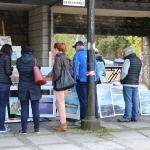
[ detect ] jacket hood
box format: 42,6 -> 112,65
20,54 -> 34,63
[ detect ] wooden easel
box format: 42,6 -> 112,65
1,20 -> 5,36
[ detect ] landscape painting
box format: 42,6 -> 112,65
97,84 -> 114,118
9,97 -> 21,115
97,62 -> 108,82
29,95 -> 56,118
139,90 -> 150,115
112,95 -> 125,115
111,85 -> 123,94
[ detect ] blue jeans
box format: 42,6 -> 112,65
20,91 -> 39,131
76,82 -> 98,120
0,83 -> 10,130
123,86 -> 138,120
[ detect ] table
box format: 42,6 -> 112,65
105,66 -> 122,82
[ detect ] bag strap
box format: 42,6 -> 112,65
59,56 -> 66,69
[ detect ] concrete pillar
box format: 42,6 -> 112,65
28,6 -> 49,66
142,36 -> 150,89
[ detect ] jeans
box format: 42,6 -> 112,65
76,82 -> 98,120
123,86 -> 139,120
0,83 -> 10,130
20,91 -> 39,131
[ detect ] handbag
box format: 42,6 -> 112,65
55,57 -> 75,91
33,58 -> 47,85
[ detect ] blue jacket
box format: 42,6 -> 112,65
73,48 -> 99,83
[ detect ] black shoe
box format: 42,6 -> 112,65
117,118 -> 130,122
131,118 -> 137,122
34,129 -> 40,134
19,130 -> 27,135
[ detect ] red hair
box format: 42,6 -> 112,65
54,43 -> 67,53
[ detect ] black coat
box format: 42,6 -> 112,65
0,52 -> 12,84
16,54 -> 42,100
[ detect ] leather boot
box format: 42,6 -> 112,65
55,123 -> 67,132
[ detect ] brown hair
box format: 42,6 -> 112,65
1,44 -> 12,56
54,43 -> 67,53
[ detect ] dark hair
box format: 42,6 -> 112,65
1,44 -> 12,56
21,44 -> 34,55
54,43 -> 67,52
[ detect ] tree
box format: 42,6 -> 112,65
126,36 -> 141,58
54,34 -> 76,59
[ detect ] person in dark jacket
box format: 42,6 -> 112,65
16,44 -> 41,134
118,46 -> 142,122
95,48 -> 105,65
51,42 -> 72,132
0,44 -> 12,132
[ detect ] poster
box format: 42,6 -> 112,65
0,36 -> 12,45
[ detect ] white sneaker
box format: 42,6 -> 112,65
0,127 -> 10,132
74,120 -> 81,126
4,124 -> 8,128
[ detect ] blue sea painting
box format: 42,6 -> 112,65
65,104 -> 78,114
97,62 -> 108,82
112,95 -> 125,115
139,91 -> 150,115
12,51 -> 17,60
65,95 -> 79,106
97,84 -> 114,118
39,97 -> 53,114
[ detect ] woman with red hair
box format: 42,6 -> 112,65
51,42 -> 72,131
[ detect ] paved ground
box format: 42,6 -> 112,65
1,115 -> 150,150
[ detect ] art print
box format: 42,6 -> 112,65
97,84 -> 114,118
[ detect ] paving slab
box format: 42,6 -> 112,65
3,147 -> 32,150
139,130 -> 150,137
66,134 -> 105,143
0,138 -> 24,147
27,135 -> 67,145
101,122 -> 124,129
40,144 -> 81,150
118,122 -> 150,128
110,131 -> 146,139
82,141 -> 126,150
0,132 -> 13,136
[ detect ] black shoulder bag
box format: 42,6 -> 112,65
55,57 -> 75,91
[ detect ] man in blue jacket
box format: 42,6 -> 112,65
72,41 -> 99,126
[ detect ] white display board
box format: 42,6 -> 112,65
0,36 -> 12,45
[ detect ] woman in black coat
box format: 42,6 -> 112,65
0,44 -> 12,132
16,44 -> 41,134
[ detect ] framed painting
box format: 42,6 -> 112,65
97,84 -> 115,118
112,94 -> 125,115
111,85 -> 123,94
139,90 -> 150,115
97,62 -> 108,82
9,97 -> 21,115
29,95 -> 56,118
57,92 -> 80,120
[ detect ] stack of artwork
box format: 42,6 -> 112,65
97,84 -> 148,118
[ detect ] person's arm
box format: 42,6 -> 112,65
73,54 -> 79,82
120,59 -> 130,80
139,67 -> 142,82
